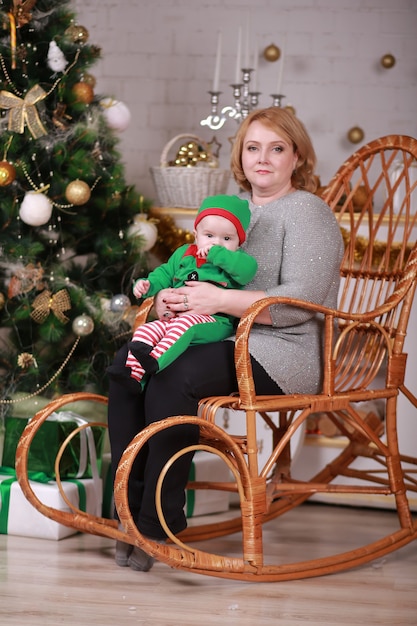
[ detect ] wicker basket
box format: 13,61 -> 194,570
150,134 -> 231,209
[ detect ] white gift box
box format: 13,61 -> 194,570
185,451 -> 230,518
0,474 -> 102,540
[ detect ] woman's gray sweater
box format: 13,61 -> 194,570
234,190 -> 345,394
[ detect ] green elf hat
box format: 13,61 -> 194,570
194,194 -> 251,244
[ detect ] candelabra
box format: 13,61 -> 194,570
200,68 -> 285,131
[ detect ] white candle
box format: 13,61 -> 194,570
276,35 -> 286,94
244,13 -> 250,68
234,26 -> 242,84
252,39 -> 258,91
212,31 -> 222,92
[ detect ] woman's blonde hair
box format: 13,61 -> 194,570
230,107 -> 318,193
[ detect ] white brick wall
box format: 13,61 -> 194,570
73,0 -> 417,202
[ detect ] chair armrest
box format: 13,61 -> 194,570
132,297 -> 155,331
234,296 -> 338,404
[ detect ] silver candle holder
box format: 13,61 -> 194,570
200,68 -> 285,131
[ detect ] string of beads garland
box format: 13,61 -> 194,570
0,338 -> 80,405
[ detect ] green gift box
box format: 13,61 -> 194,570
2,411 -> 106,479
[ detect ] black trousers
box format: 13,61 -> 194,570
107,340 -> 283,539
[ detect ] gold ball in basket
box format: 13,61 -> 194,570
171,141 -> 209,167
0,160 -> 16,186
263,44 -> 281,62
65,180 -> 91,205
72,82 -> 94,104
347,126 -> 365,144
381,53 -> 396,69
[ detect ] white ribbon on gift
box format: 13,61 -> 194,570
35,411 -> 103,517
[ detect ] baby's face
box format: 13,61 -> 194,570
194,214 -> 240,251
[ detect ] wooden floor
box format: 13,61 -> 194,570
1,503 -> 416,626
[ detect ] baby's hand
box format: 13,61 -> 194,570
196,244 -> 213,258
133,279 -> 150,298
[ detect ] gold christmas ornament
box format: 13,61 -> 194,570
169,141 -> 210,167
30,288 -> 71,324
64,24 -> 90,44
65,179 -> 91,205
347,126 -> 365,144
83,73 -> 97,88
263,44 -> 281,62
0,291 -> 5,310
0,160 -> 16,186
285,104 -> 296,115
72,314 -> 94,336
381,53 -> 396,69
72,81 -> 94,104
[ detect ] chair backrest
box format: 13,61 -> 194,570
320,135 -> 417,392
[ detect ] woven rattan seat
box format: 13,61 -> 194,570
16,135 -> 417,581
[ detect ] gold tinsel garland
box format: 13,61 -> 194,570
152,214 -> 194,261
339,227 -> 413,269
152,217 -> 413,268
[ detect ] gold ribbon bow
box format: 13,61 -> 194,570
0,84 -> 47,139
31,289 -> 71,324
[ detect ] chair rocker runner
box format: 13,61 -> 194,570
15,135 -> 417,582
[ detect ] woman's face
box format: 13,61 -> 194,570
241,120 -> 299,199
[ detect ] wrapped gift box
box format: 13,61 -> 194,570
2,412 -> 106,479
0,471 -> 102,540
185,451 -> 230,518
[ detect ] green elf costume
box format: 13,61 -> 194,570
124,194 -> 257,388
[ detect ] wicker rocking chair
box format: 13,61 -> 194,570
15,134 -> 417,582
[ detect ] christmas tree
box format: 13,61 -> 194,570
0,0 -> 155,411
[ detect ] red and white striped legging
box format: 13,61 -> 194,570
125,313 -> 217,382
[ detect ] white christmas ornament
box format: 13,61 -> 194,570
72,314 -> 94,336
19,192 -> 53,226
127,215 -> 158,251
100,98 -> 131,132
110,294 -> 131,312
47,41 -> 68,72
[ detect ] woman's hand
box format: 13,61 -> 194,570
156,282 -> 224,317
155,283 -> 269,322
154,288 -> 177,320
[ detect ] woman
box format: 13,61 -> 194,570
107,107 -> 345,571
